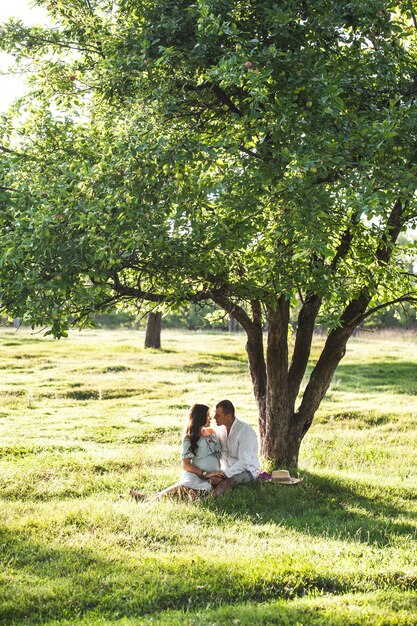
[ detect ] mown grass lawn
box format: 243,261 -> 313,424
0,328 -> 416,625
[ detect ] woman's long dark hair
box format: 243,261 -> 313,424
184,404 -> 209,456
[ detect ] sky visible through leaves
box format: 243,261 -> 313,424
0,0 -> 48,110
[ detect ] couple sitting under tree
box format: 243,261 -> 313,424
130,399 -> 260,501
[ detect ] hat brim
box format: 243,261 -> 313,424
272,477 -> 303,484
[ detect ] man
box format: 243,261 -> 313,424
211,399 -> 260,497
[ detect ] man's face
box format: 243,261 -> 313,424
214,406 -> 229,427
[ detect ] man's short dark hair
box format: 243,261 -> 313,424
216,399 -> 235,416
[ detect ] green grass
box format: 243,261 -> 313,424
0,328 -> 416,625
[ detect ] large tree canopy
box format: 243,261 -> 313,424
1,0 -> 417,466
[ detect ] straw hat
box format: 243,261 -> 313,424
271,469 -> 302,484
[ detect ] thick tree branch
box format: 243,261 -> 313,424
339,198 -> 407,329
287,294 -> 321,410
210,294 -> 253,334
239,145 -> 264,160
112,271 -> 257,318
111,273 -> 162,302
209,84 -> 244,117
213,293 -> 267,435
330,213 -> 360,270
251,300 -> 263,326
287,213 -> 360,410
182,81 -> 245,117
360,294 -> 417,321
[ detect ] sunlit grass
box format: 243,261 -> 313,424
0,327 -> 416,625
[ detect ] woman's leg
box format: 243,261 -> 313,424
130,484 -> 203,502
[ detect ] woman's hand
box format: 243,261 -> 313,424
205,470 -> 225,479
182,459 -> 225,481
205,471 -> 226,486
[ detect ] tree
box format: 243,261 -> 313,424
145,312 -> 162,349
1,0 -> 417,467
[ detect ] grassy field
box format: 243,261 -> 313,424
0,328 -> 416,625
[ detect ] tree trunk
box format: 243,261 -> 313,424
246,323 -> 350,468
261,300 -> 291,461
145,312 -> 162,349
246,294 -> 374,467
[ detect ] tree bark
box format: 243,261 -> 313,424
145,312 -> 162,349
288,294 -> 321,409
261,299 -> 291,461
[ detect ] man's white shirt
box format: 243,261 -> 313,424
215,417 -> 260,478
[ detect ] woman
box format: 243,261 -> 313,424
130,403 -> 224,501
179,403 -> 223,492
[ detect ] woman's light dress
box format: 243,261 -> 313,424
179,433 -> 222,491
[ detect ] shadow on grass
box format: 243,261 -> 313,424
206,473 -> 417,548
151,591 -> 417,626
1,509 -> 415,626
0,525 -> 347,625
330,361 -> 417,395
1,471 -> 416,624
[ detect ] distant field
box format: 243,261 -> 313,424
0,328 -> 416,625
